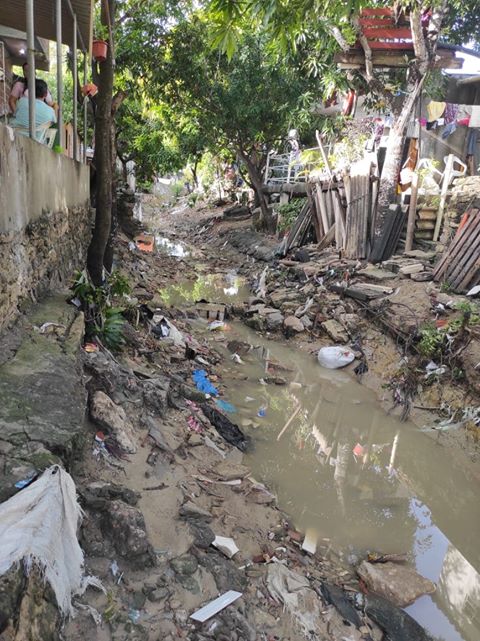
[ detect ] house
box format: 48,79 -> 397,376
0,1 -> 93,331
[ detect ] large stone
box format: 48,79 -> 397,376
170,553 -> 198,576
321,319 -> 349,343
357,561 -> 436,607
284,315 -> 304,334
103,500 -> 155,567
213,460 -> 250,481
90,391 -> 137,453
179,500 -> 213,522
265,311 -> 284,331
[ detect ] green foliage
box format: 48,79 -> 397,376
71,270 -> 131,351
277,197 -> 306,233
417,323 -> 445,359
96,307 -> 126,350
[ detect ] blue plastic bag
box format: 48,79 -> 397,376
192,369 -> 219,396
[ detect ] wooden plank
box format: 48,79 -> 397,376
364,27 -> 412,39
315,187 -> 330,237
317,224 -> 336,251
447,218 -> 480,288
285,201 -> 310,252
307,184 -> 322,241
368,41 -> 413,50
360,18 -> 396,27
433,211 -> 478,279
361,7 -> 394,16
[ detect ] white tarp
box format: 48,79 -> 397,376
0,465 -> 102,617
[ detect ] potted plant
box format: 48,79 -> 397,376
92,39 -> 108,62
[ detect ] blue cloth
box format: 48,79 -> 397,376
11,96 -> 56,141
192,370 -> 218,396
215,399 -> 236,414
441,121 -> 457,139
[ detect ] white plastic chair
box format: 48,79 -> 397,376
11,121 -> 52,144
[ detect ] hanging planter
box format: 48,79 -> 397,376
81,83 -> 98,98
92,39 -> 108,62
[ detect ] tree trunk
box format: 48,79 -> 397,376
369,77 -> 424,262
87,3 -> 115,285
237,147 -> 274,232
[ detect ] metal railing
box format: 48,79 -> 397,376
264,145 -> 332,185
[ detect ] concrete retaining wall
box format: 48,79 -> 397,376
0,124 -> 91,330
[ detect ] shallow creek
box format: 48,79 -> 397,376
156,238 -> 480,641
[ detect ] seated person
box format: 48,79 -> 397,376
10,79 -> 57,141
9,62 -> 54,114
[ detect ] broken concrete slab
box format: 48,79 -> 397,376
284,316 -> 304,334
399,263 -> 425,275
321,319 -> 349,343
357,560 -> 436,607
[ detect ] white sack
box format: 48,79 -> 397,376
317,346 -> 355,369
0,465 -> 101,617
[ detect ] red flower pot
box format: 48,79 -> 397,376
92,40 -> 108,62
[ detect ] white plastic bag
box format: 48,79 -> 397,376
317,346 -> 355,369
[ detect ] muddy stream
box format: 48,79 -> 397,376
155,237 -> 480,641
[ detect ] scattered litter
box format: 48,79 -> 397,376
353,443 -> 366,458
317,346 -> 355,369
190,590 -> 242,622
14,473 -> 37,490
245,396 -> 255,403
231,353 -> 243,364
187,415 -> 203,433
152,315 -> 185,347
208,320 -> 226,331
466,285 -> 480,297
36,322 -> 66,335
185,399 -> 201,412
257,406 -> 267,418
134,233 -> 155,252
110,560 -> 119,577
277,404 -> 302,441
193,370 -> 219,396
74,602 -> 102,625
84,342 -> 99,353
215,399 -> 236,414
301,528 -> 318,555
202,405 -> 252,452
0,465 -> 103,617
212,535 -> 239,559
128,608 -> 141,624
256,266 -> 268,298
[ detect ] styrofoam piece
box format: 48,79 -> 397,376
212,535 -> 239,559
190,590 -> 242,622
301,528 -> 318,555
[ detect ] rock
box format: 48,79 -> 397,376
410,271 -> 433,282
265,311 -> 284,331
179,500 -> 213,522
148,588 -> 169,602
399,263 -> 424,275
283,316 -> 304,335
103,500 -> 155,566
190,522 -> 216,549
293,248 -> 310,263
131,591 -> 147,609
357,561 -> 436,607
170,553 -> 198,576
245,314 -> 265,332
194,548 -> 247,593
227,340 -> 251,355
90,391 -> 137,453
213,460 -> 250,480
142,378 -> 170,417
357,267 -> 394,281
0,566 -> 24,632
321,319 -> 349,343
82,481 -> 139,508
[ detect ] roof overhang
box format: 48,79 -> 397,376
0,0 -> 93,53
0,26 -> 49,70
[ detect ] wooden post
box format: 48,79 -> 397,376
433,154 -> 454,242
405,171 -> 419,251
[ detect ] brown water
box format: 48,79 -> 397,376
158,248 -> 480,641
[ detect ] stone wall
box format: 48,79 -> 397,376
0,124 -> 91,331
446,175 -> 480,227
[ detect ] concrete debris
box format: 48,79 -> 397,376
90,391 -> 137,454
357,560 -> 436,607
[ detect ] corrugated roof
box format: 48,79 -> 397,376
0,0 -> 93,52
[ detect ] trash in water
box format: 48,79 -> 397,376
317,346 -> 355,369
190,590 -> 243,622
208,320 -> 226,331
152,315 -> 185,347
215,399 -> 236,414
193,370 -> 219,396
212,535 -> 239,559
231,353 -> 243,364
14,473 -> 37,489
202,405 -> 252,452
257,406 -> 267,418
353,443 -> 366,458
